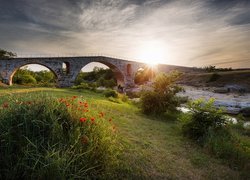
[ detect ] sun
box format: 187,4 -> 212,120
136,41 -> 166,65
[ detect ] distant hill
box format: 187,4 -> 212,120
179,70 -> 250,91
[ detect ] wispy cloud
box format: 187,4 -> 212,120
0,0 -> 249,68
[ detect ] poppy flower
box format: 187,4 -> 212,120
80,117 -> 87,122
90,117 -> 95,122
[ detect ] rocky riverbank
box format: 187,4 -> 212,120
177,86 -> 250,115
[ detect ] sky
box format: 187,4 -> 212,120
0,0 -> 249,70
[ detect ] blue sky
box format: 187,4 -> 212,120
0,0 -> 249,70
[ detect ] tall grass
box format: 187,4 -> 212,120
0,94 -> 119,179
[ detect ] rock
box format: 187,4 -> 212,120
213,88 -> 229,93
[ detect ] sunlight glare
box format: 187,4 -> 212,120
137,41 -> 166,65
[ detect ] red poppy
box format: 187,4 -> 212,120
80,117 -> 87,122
90,117 -> 95,122
84,103 -> 88,108
72,96 -> 77,99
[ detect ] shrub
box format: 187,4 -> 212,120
104,89 -> 118,98
0,94 -> 119,179
207,73 -> 221,82
140,72 -> 182,115
182,99 -> 227,144
181,99 -> 250,170
14,74 -> 37,85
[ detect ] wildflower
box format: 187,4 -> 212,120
112,125 -> 116,132
99,112 -> 104,118
66,103 -> 70,107
84,103 -> 88,108
27,101 -> 32,105
80,117 -> 87,122
90,117 -> 95,122
72,96 -> 77,99
58,98 -> 65,102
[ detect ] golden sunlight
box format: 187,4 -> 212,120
136,41 -> 167,65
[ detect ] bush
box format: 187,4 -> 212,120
0,94 -> 119,179
104,89 -> 118,98
140,72 -> 182,115
181,99 -> 250,170
141,91 -> 166,114
182,99 -> 227,144
14,74 -> 37,85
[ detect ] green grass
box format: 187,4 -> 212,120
0,87 -> 248,179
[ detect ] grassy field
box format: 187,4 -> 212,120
0,87 -> 248,179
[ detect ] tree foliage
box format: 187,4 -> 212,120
141,71 -> 182,115
0,49 -> 16,59
75,67 -> 117,88
13,66 -> 56,86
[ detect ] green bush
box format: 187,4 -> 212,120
181,99 -> 250,170
140,72 -> 182,115
0,94 -> 119,179
104,89 -> 118,98
14,74 -> 37,85
141,91 -> 166,114
182,99 -> 227,144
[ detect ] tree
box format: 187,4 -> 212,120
0,49 -> 16,59
141,71 -> 183,115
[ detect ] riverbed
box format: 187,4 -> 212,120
177,86 -> 250,114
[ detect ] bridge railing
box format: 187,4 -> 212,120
14,53 -> 143,63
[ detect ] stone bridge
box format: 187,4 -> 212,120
0,56 -> 148,88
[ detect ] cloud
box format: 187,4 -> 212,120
0,0 -> 249,68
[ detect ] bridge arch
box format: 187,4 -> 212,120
9,62 -> 59,86
75,61 -> 126,86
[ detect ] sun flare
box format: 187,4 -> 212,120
137,41 -> 166,65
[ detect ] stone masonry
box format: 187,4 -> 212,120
0,56 -> 146,88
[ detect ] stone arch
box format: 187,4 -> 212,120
9,62 -> 59,85
75,61 -> 126,86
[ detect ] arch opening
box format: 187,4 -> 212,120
11,64 -> 57,87
75,62 -> 125,90
134,65 -> 156,85
62,62 -> 70,75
